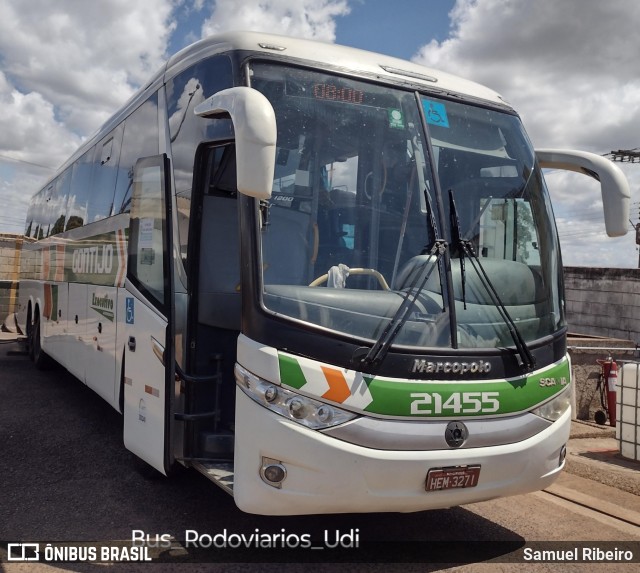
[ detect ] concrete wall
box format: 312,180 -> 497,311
564,266 -> 640,422
564,266 -> 640,343
0,233 -> 23,319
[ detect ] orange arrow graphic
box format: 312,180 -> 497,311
320,366 -> 351,403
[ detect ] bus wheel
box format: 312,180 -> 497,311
31,313 -> 53,370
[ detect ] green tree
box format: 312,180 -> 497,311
51,215 -> 66,236
65,215 -> 84,231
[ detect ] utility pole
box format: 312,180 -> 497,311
606,149 -> 640,266
607,149 -> 640,163
637,206 -> 640,269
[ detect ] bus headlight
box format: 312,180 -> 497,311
235,364 -> 358,430
531,387 -> 571,422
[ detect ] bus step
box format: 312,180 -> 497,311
200,431 -> 234,456
193,461 -> 234,495
175,411 -> 218,421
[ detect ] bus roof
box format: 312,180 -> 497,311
166,31 -> 508,107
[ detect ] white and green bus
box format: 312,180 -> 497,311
18,31 -> 629,515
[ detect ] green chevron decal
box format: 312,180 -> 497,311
279,354 -> 307,390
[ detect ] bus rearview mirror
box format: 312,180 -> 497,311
195,87 -> 276,200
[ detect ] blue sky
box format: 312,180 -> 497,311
166,0 -> 456,61
0,0 -> 639,267
335,0 -> 455,57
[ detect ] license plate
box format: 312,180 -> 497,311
425,465 -> 481,491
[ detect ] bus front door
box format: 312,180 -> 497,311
122,154 -> 176,476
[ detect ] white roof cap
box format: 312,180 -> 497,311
167,31 -> 510,108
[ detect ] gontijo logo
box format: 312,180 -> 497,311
72,244 -> 113,275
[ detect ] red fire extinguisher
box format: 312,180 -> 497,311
607,359 -> 617,427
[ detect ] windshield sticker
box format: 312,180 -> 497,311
139,218 -> 155,248
422,100 -> 449,128
387,108 -> 405,129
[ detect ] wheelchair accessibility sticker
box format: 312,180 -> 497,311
422,99 -> 449,128
126,297 -> 135,324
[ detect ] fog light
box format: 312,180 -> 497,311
260,457 -> 287,488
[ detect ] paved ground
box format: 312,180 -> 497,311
567,419 -> 640,497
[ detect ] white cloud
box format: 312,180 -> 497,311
0,72 -> 81,168
413,0 -> 640,267
200,0 -> 350,42
0,0 -> 176,233
0,0 -> 175,135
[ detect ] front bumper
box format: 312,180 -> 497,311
233,388 -> 570,515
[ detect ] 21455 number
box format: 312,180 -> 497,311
410,391 -> 500,415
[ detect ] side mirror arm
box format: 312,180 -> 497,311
536,149 -> 630,237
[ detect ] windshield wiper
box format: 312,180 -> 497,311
359,187 -> 447,370
359,240 -> 446,370
449,190 -> 468,310
449,190 -> 536,372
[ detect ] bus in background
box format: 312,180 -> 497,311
17,32 -> 630,515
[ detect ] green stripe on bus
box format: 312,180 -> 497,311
277,353 -> 570,418
363,360 -> 570,417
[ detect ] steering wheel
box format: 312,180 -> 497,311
309,267 -> 390,290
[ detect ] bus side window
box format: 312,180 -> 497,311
29,185 -> 52,240
112,93 -> 160,216
128,155 -> 170,310
51,170 -> 72,235
166,55 -> 234,268
87,126 -> 124,223
67,147 -> 94,231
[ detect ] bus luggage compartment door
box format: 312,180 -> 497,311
123,298 -> 170,473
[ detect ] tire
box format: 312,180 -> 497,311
31,312 -> 53,370
594,410 -> 607,426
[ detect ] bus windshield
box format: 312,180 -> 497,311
252,62 -> 564,351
